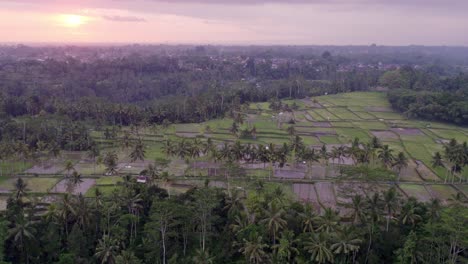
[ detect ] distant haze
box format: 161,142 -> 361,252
1,0 -> 468,46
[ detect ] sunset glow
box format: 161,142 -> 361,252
60,14 -> 87,27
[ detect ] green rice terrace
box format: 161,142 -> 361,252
1,92 -> 467,213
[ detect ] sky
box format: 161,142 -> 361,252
1,0 -> 468,46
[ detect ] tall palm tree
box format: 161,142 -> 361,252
304,232 -> 333,264
286,125 -> 296,138
239,235 -> 270,264
95,235 -> 120,264
116,250 -> 141,264
68,171 -> 83,193
64,160 -> 75,177
331,226 -> 362,263
272,230 -> 300,263
259,202 -> 287,244
162,140 -> 176,157
315,208 -> 340,233
393,152 -> 408,182
130,139 -> 146,162
14,178 -> 28,201
432,152 -> 447,182
192,249 -> 215,264
382,187 -> 399,232
87,143 -> 100,174
399,199 -> 422,227
300,148 -> 320,179
8,216 -> 36,264
104,151 -> 119,176
377,145 -> 394,168
230,122 -> 239,137
299,203 -> 317,233
348,194 -> 367,225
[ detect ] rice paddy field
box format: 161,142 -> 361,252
3,92 -> 467,211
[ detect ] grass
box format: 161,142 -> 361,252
96,176 -> 123,185
351,121 -> 388,130
26,178 -> 60,193
0,161 -> 33,175
329,107 -> 361,120
86,185 -> 122,197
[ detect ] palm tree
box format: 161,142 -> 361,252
130,139 -> 145,162
399,198 -> 422,227
230,122 -> 239,137
8,216 -> 36,264
315,208 -> 340,233
116,250 -> 141,264
120,131 -> 133,155
432,152 -> 446,182
331,226 -> 362,263
68,171 -> 83,193
300,148 -> 320,179
95,235 -> 120,264
14,178 -> 28,201
393,152 -> 408,182
192,249 -> 215,264
286,125 -> 296,138
382,187 -> 399,232
348,194 -> 367,225
377,145 -> 394,168
259,202 -> 287,244
272,230 -> 300,263
299,203 -> 316,233
64,160 -> 75,177
239,235 -> 270,264
104,151 -> 119,175
304,232 -> 333,264
162,140 -> 176,157
87,143 -> 100,174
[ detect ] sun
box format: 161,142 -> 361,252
60,14 -> 87,27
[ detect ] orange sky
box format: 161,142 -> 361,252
1,0 -> 468,45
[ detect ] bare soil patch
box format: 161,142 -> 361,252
274,169 -> 305,179
415,161 -> 440,182
315,182 -> 337,209
313,122 -> 332,128
293,184 -> 320,210
371,130 -> 399,139
390,128 -> 423,136
192,161 -> 221,169
398,160 -> 423,182
51,178 -> 96,195
329,157 -> 355,165
176,132 -> 201,138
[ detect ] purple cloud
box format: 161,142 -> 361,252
102,15 -> 146,22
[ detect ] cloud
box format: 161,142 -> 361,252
102,15 -> 146,22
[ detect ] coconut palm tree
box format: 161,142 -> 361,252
230,122 -> 239,137
64,160 -> 75,177
300,148 -> 320,179
399,198 -> 422,227
348,194 -> 367,225
382,187 -> 399,232
104,151 -> 119,176
315,208 -> 340,233
192,249 -> 215,264
377,145 -> 394,168
14,178 -> 28,201
8,216 -> 36,264
304,232 -> 333,264
393,152 -> 408,182
272,230 -> 300,263
259,202 -> 287,244
116,250 -> 141,264
68,171 -> 83,193
87,143 -> 100,174
162,140 -> 176,157
95,235 -> 120,264
331,226 -> 362,263
130,139 -> 146,162
239,235 -> 270,264
286,125 -> 296,138
299,203 -> 317,233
